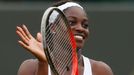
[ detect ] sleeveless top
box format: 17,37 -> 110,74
48,56 -> 92,75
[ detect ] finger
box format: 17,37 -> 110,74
36,32 -> 42,43
18,40 -> 29,49
18,40 -> 32,52
16,26 -> 29,41
22,24 -> 33,39
16,30 -> 29,45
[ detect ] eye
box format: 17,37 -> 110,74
68,20 -> 76,26
82,23 -> 89,29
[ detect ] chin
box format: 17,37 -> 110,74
75,40 -> 85,48
76,43 -> 84,49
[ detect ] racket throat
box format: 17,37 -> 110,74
71,54 -> 79,75
71,48 -> 79,75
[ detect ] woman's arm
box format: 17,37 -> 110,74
16,24 -> 48,75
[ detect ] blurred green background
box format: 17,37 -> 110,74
0,0 -> 134,75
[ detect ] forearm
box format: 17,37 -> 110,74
36,61 -> 48,75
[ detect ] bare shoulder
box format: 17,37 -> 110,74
90,59 -> 114,75
17,59 -> 38,75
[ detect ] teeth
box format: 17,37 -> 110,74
74,35 -> 83,39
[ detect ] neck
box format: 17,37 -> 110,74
77,48 -> 82,63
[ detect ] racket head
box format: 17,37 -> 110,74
41,7 -> 78,75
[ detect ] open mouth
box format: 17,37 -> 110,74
74,34 -> 85,41
74,35 -> 83,40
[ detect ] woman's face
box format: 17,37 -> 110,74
64,6 -> 90,49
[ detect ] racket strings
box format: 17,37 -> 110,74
46,17 -> 71,65
46,14 -> 74,74
51,17 -> 73,62
47,15 -> 71,55
48,29 -> 72,74
46,15 -> 72,58
48,16 -> 69,51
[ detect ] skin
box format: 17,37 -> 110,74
16,6 -> 113,75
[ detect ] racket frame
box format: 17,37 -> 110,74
41,7 -> 71,75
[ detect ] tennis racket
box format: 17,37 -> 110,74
41,7 -> 79,75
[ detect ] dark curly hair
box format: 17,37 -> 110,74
52,0 -> 73,7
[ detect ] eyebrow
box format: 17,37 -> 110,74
66,16 -> 88,21
66,16 -> 76,19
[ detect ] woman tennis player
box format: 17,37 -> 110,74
16,0 -> 114,75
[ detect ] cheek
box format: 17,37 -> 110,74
70,27 -> 76,34
85,30 -> 90,39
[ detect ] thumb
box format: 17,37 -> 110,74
36,32 -> 43,43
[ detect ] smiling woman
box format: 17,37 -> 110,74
64,6 -> 89,49
16,0 -> 114,75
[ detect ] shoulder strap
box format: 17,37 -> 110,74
83,56 -> 92,75
48,65 -> 51,75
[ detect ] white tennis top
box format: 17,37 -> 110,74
48,56 -> 92,75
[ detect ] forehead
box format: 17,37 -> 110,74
63,6 -> 88,19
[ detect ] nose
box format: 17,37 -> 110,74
71,22 -> 89,40
72,23 -> 85,33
